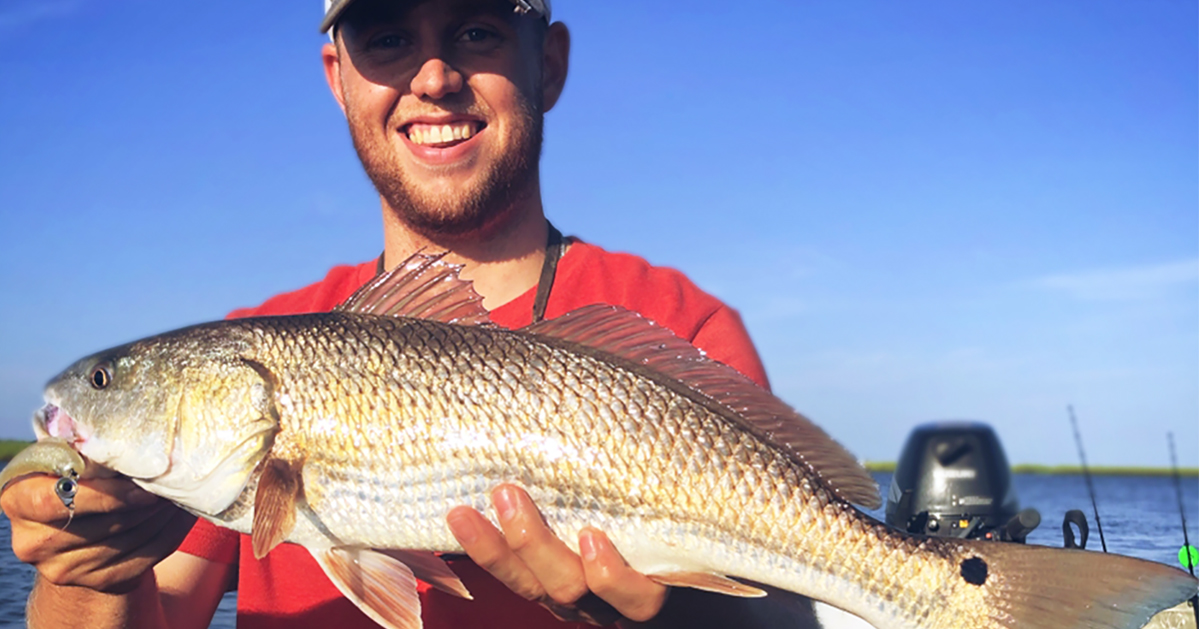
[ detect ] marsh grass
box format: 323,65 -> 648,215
0,440 -> 34,462
1009,463 -> 1199,477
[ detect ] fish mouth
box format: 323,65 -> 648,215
35,403 -> 83,445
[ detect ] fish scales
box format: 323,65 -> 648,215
218,313 -> 993,628
17,253 -> 1197,629
246,313 -> 797,537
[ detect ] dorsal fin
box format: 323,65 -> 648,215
523,305 -> 880,509
336,251 -> 492,326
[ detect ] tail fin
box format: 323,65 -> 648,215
966,540 -> 1197,629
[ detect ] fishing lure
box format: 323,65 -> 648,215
0,438 -> 85,515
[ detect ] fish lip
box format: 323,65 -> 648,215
32,403 -> 54,440
35,401 -> 82,445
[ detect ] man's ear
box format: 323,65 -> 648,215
322,41 -> 348,115
541,22 -> 570,112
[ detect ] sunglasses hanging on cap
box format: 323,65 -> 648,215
320,0 -> 550,35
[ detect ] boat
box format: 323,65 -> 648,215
812,421 -> 1198,629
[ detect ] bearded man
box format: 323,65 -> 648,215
4,1 -> 816,627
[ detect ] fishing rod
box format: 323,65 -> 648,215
1067,405 -> 1107,552
1166,432 -> 1198,627
1168,432 -> 1195,576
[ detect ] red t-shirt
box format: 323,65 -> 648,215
178,240 -> 768,628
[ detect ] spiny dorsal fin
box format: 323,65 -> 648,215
314,547 -> 423,629
336,251 -> 492,326
523,304 -> 881,509
251,457 -> 304,559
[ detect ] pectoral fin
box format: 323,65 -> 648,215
251,457 -> 303,559
314,547 -> 425,629
647,571 -> 767,597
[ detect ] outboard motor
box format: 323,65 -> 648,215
886,421 -> 1040,542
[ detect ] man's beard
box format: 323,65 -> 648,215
348,97 -> 543,239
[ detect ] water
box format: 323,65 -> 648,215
865,472 -> 1200,568
1,473 -> 1196,627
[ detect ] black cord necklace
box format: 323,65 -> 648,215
531,222 -> 565,323
374,221 -> 566,323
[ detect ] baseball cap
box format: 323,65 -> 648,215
321,0 -> 551,35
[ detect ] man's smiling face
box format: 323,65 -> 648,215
325,0 -> 565,238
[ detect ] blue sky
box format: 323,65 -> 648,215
0,0 -> 1195,467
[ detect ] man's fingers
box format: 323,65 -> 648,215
447,488 -> 670,624
2,475 -> 157,523
447,504 -> 545,601
6,475 -> 172,575
11,498 -> 169,563
2,476 -> 70,522
34,500 -> 194,591
87,503 -> 197,592
579,528 -> 668,622
34,500 -> 173,586
491,484 -> 589,605
3,470 -> 191,593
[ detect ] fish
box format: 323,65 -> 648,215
14,252 -> 1198,629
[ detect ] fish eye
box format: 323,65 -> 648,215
90,362 -> 113,390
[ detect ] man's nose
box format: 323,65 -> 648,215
410,58 -> 464,100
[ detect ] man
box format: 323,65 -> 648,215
3,1 -> 805,627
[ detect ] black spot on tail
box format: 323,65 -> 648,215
960,557 -> 988,586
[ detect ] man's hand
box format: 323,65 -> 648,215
447,484 -> 669,625
1,474 -> 196,592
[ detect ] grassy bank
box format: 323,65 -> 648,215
1009,463 -> 1200,477
0,439 -> 34,462
864,460 -> 1198,477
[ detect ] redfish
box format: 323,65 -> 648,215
17,253 -> 1197,629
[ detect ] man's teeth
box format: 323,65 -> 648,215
407,122 -> 478,145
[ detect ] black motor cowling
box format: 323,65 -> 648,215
885,421 -> 1039,541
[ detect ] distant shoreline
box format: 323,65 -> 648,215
1,440 -> 33,462
864,460 -> 1199,477
2,441 -> 1197,476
